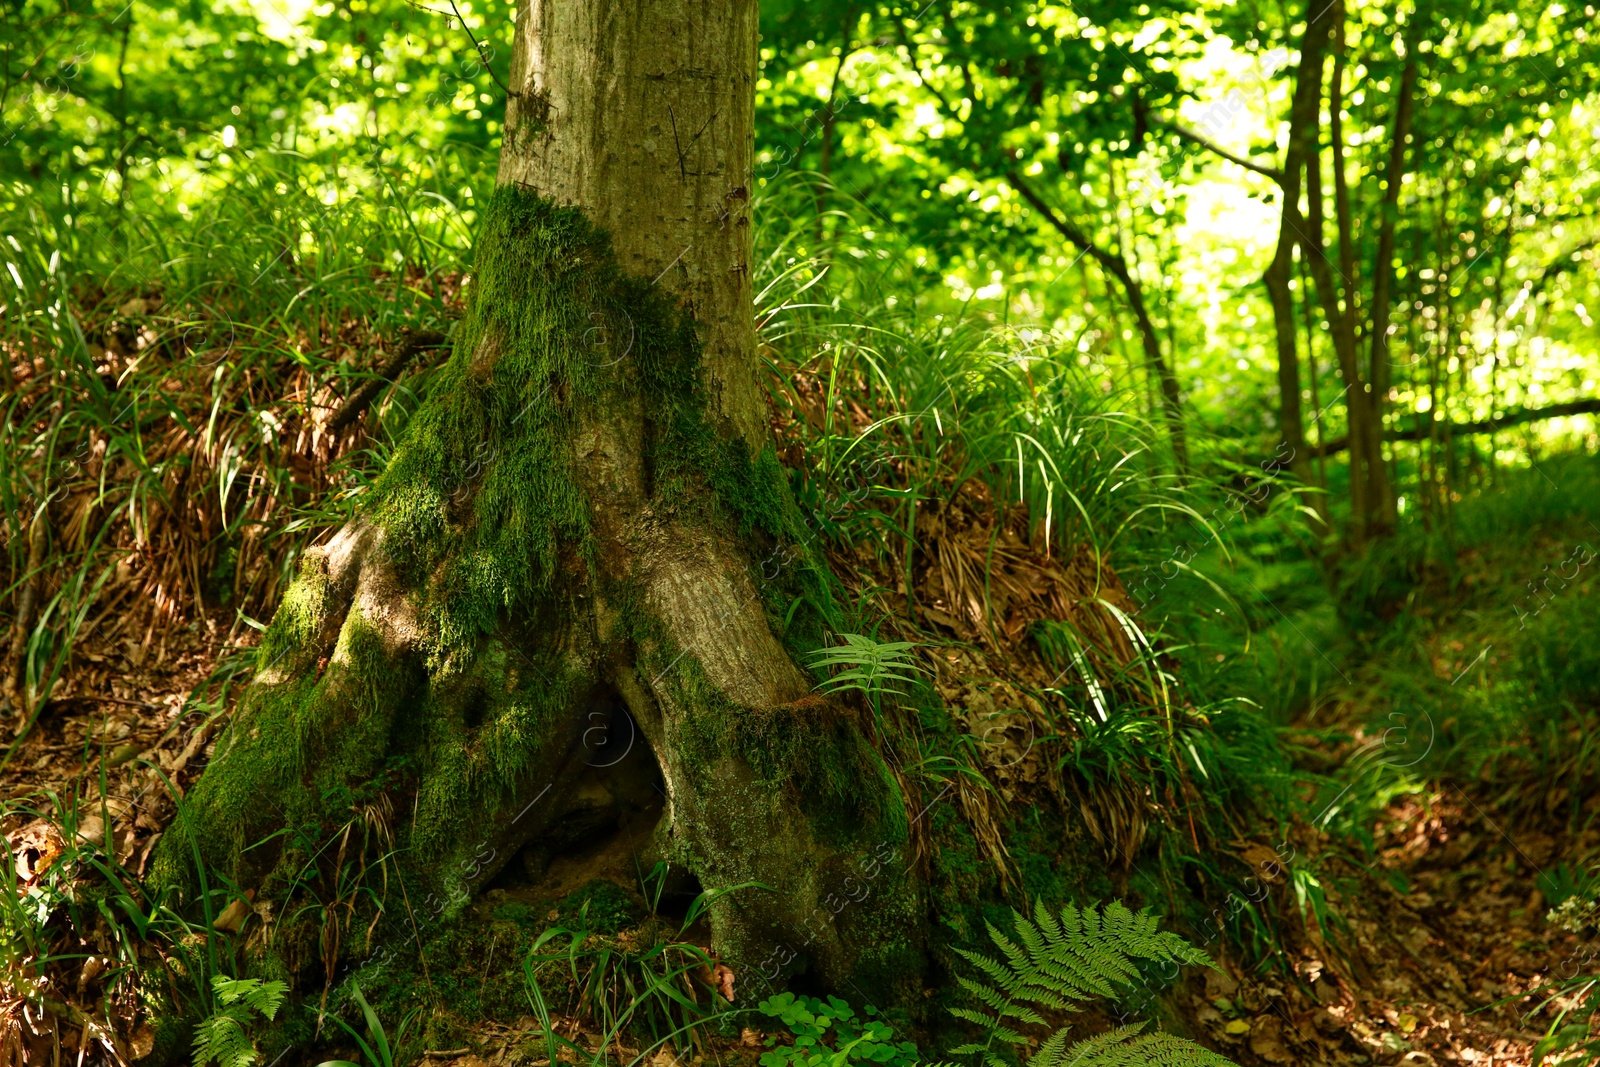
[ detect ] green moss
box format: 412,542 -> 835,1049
259,559 -> 336,668
368,186 -> 815,675
557,878 -> 644,933
155,608 -> 419,888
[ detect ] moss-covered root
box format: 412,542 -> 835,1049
150,523 -> 598,910
607,522 -> 925,1002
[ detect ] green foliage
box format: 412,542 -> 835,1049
192,977 -> 288,1067
755,993 -> 921,1067
556,879 -> 644,936
316,983 -> 420,1067
949,900 -> 1230,1067
519,880 -> 766,1060
809,634 -> 926,706
1022,1024 -> 1237,1067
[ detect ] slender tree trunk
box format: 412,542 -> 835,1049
1487,220 -> 1510,485
159,0 -> 925,1004
1261,0 -> 1340,530
1299,252 -> 1330,499
1301,99 -> 1372,536
1329,6 -> 1358,335
1363,49 -> 1419,533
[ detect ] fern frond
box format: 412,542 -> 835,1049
1031,952 -> 1112,1001
1032,901 -> 1064,946
192,1007 -> 258,1067
1025,1028 -> 1071,1067
953,975 -> 1014,1016
1048,1026 -> 1237,1066
987,925 -> 1032,976
948,1006 -> 999,1030
1012,912 -> 1049,961
245,981 -> 288,1021
954,946 -> 1026,991
1037,1023 -> 1147,1066
948,899 -> 1230,1063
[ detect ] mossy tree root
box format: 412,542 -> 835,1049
154,187 -> 925,1004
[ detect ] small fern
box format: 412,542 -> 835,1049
951,900 -> 1235,1067
1027,1024 -> 1236,1067
193,977 -> 289,1067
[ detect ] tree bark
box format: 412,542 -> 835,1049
1261,0 -> 1339,529
499,0 -> 765,446
1362,49 -> 1420,532
158,0 -> 924,1005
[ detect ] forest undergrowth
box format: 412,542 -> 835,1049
5,160 -> 1600,1067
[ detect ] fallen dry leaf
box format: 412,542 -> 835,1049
1232,840 -> 1287,882
8,820 -> 66,885
128,1023 -> 156,1059
212,889 -> 256,934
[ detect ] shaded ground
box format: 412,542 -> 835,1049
4,610 -> 240,877
1175,786 -> 1596,1066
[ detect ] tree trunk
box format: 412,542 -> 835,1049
1261,0 -> 1338,529
156,0 -> 924,1004
1362,49 -> 1419,534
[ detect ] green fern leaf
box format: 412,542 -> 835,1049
245,981 -> 288,1021
948,899 -> 1235,1066
193,1006 -> 258,1067
948,1003 -> 999,1029
1032,901 -> 1065,946
1052,1027 -> 1237,1066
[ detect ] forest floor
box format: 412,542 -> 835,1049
1178,777 -> 1594,1066
3,606 -> 1594,1067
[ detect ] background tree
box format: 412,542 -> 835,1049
754,0 -> 1600,546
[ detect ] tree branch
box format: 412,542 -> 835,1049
1155,118 -> 1285,185
1004,169 -> 1189,471
1305,399 -> 1600,457
327,328 -> 449,433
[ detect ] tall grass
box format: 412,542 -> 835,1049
0,150 -> 483,741
750,180 -> 1293,885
